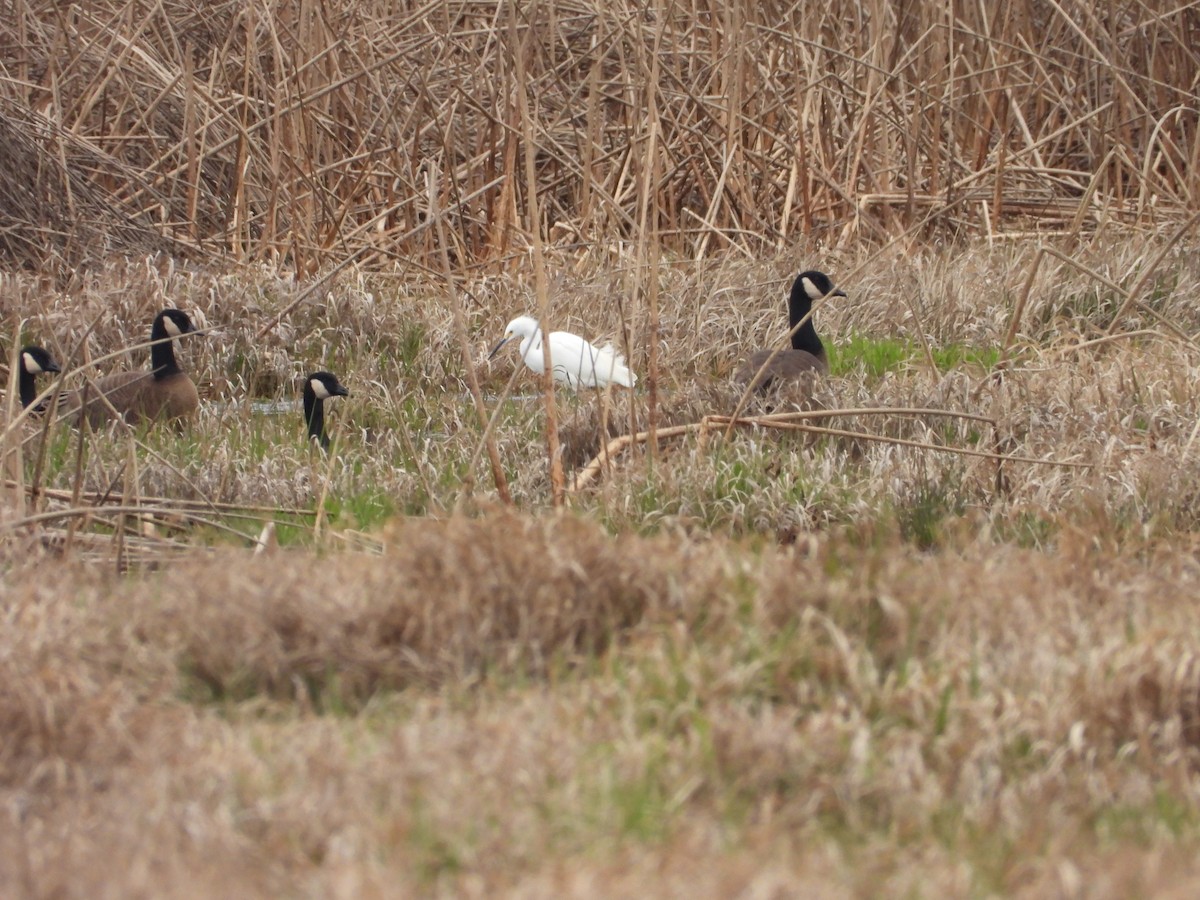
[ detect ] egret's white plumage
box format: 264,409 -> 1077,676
489,315 -> 637,389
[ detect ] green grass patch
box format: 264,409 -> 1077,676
832,335 -> 1000,378
895,479 -> 968,551
1093,789 -> 1200,844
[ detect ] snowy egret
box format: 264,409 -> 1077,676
734,270 -> 845,391
303,371 -> 349,449
488,315 -> 637,389
16,346 -> 61,410
71,309 -> 202,427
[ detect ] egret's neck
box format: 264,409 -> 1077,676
521,329 -> 542,357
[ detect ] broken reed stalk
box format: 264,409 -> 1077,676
66,383 -> 88,557
570,407 -> 1090,492
431,159 -> 512,505
115,438 -> 138,572
463,362 -> 528,506
1049,330 -> 1168,358
570,422 -> 703,492
710,420 -> 1090,467
311,432 -> 340,542
25,386 -> 58,515
1,338 -> 24,520
1,503 -> 258,542
510,0 -> 565,507
639,14 -> 665,465
3,480 -> 314,518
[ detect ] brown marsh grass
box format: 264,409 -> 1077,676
5,0 -> 1200,895
5,513 -> 1200,895
4,236 -> 1200,894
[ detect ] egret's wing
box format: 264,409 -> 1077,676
590,342 -> 637,388
547,330 -> 637,388
547,331 -> 592,387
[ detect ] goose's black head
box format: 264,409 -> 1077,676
794,271 -> 845,304
303,371 -> 350,450
152,309 -> 196,340
20,346 -> 61,377
149,309 -> 198,378
786,270 -> 845,353
18,345 -> 62,409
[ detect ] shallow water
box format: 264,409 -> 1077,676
248,399 -> 296,415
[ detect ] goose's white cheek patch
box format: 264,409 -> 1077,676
802,276 -> 821,300
162,316 -> 183,337
22,352 -> 41,374
309,378 -> 332,400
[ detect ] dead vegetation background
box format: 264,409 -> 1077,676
5,0 -> 1200,896
1,0 -> 1197,272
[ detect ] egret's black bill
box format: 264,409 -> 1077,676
487,337 -> 511,360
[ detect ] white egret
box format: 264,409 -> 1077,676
488,315 -> 637,389
734,270 -> 845,392
303,371 -> 350,450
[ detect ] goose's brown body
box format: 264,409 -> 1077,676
734,271 -> 843,393
72,309 -> 201,428
734,345 -> 828,391
77,369 -> 199,427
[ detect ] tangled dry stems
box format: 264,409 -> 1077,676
4,233 -> 1200,536
2,237 -> 1200,896
1,0 -> 1197,273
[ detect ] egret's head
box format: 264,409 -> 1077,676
488,315 -> 540,360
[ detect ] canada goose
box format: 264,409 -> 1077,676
488,315 -> 637,389
16,346 -> 62,411
734,270 -> 845,391
75,309 -> 201,428
303,371 -> 349,449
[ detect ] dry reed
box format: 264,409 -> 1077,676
1,1 -> 1197,274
